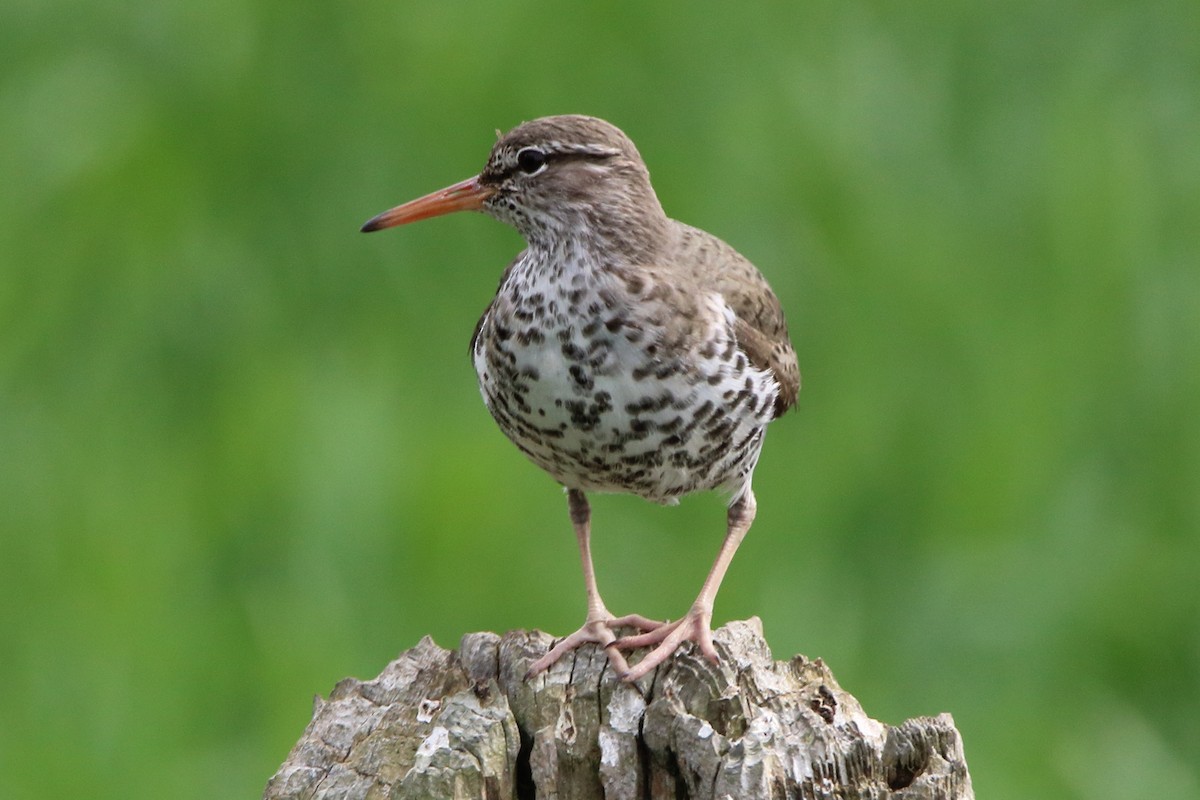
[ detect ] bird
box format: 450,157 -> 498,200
361,115 -> 799,682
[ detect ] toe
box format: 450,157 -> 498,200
623,627 -> 688,682
525,616 -> 655,679
602,644 -> 633,678
615,606 -> 721,679
612,619 -> 681,650
608,613 -> 668,632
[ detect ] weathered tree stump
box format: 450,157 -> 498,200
265,618 -> 973,799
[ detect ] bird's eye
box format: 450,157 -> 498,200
516,147 -> 547,175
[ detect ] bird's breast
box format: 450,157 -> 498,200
471,261 -> 778,502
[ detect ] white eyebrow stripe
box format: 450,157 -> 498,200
544,141 -> 622,158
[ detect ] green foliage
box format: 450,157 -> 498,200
2,1 -> 1197,797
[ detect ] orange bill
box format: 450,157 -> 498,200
361,175 -> 495,232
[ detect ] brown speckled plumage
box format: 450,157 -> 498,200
363,115 -> 799,681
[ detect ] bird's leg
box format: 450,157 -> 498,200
525,489 -> 660,679
615,488 -> 758,682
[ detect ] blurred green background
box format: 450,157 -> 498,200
2,1 -> 1197,797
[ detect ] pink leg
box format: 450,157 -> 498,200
524,489 -> 660,679
615,488 -> 757,682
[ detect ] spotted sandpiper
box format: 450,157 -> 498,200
362,115 -> 799,682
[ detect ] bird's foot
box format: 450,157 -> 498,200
524,613 -> 664,680
613,604 -> 718,682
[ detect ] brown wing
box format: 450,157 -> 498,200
732,317 -> 799,416
671,223 -> 800,417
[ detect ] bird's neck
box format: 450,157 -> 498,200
523,201 -> 673,268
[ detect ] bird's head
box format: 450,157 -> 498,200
363,115 -> 668,255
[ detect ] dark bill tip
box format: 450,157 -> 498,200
358,175 -> 493,234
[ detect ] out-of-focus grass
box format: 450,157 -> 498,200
1,1 -> 1197,797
